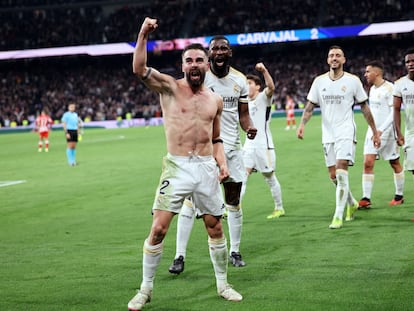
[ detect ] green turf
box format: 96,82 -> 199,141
1,114 -> 413,311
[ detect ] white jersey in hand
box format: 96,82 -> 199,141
243,90 -> 274,149
307,72 -> 368,143
394,75 -> 414,138
205,67 -> 248,150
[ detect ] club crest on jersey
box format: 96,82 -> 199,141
341,85 -> 347,92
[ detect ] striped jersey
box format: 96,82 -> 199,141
35,114 -> 53,133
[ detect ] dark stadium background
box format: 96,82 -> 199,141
1,0 -> 413,127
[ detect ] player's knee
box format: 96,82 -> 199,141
226,196 -> 240,206
150,224 -> 168,244
225,191 -> 241,205
204,216 -> 223,238
262,171 -> 273,179
207,226 -> 223,239
363,160 -> 374,171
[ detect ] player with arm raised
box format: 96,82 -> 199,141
127,17 -> 242,311
169,35 -> 257,274
241,62 -> 285,219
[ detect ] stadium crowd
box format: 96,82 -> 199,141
0,0 -> 413,126
0,0 -> 411,50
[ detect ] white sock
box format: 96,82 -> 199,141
264,173 -> 283,210
334,177 -> 355,205
140,239 -> 163,290
227,204 -> 242,254
362,173 -> 374,199
334,169 -> 349,220
394,171 -> 405,196
208,236 -> 228,291
175,198 -> 195,259
347,190 -> 357,206
240,181 -> 247,202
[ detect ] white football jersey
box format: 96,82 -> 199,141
243,90 -> 274,149
394,75 -> 414,137
307,72 -> 368,143
205,67 -> 248,150
367,80 -> 394,139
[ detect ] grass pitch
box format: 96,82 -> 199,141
1,114 -> 413,311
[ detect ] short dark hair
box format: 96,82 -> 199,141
328,45 -> 345,56
405,47 -> 414,56
366,60 -> 384,71
246,74 -> 262,86
209,35 -> 230,45
182,43 -> 208,57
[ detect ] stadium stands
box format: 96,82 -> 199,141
0,0 -> 413,126
0,0 -> 411,50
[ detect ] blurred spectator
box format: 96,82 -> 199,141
0,1 -> 413,127
0,34 -> 412,127
0,0 -> 412,51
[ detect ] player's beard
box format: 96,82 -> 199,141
186,69 -> 205,87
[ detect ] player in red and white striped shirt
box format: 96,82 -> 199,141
35,109 -> 53,152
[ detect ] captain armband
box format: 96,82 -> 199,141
212,138 -> 223,144
141,67 -> 152,81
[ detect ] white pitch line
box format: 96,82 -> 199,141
0,180 -> 27,188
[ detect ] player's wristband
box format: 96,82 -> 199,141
212,139 -> 223,144
141,67 -> 152,80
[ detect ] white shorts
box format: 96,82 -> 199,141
363,133 -> 400,161
323,139 -> 356,167
243,148 -> 275,173
224,149 -> 247,183
152,153 -> 224,217
403,136 -> 414,171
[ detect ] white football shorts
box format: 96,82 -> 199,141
363,134 -> 400,161
323,139 -> 356,167
243,147 -> 275,173
152,153 -> 224,217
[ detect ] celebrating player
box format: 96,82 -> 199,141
358,60 -> 404,209
297,45 -> 381,229
169,35 -> 257,274
241,62 -> 285,219
127,17 -> 242,311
